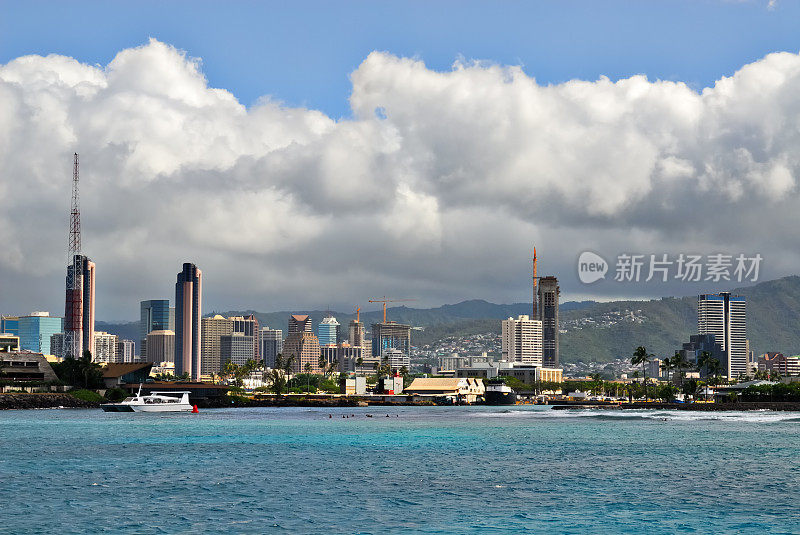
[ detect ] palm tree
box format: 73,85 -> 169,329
304,362 -> 312,392
590,373 -> 603,396
318,355 -> 327,375
672,352 -> 690,388
356,356 -> 364,374
697,350 -> 712,379
707,358 -> 722,386
660,356 -> 672,384
631,346 -> 651,400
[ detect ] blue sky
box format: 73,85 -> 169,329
2,0 -> 797,118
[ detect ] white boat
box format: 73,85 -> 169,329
101,385 -> 194,413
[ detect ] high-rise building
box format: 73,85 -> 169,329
201,315 -> 234,376
93,331 -> 119,363
231,314 -> 259,361
146,330 -> 175,364
283,315 -> 320,373
501,315 -> 543,366
318,316 -> 340,346
221,333 -> 255,367
698,292 -> 746,379
64,255 -> 95,358
140,300 -> 171,359
371,322 -> 411,361
1,316 -> 19,336
537,276 -> 560,368
175,263 -> 202,380
18,312 -> 63,355
50,332 -> 66,358
259,327 -> 283,368
0,333 -> 19,351
117,339 -> 135,363
349,317 -> 365,348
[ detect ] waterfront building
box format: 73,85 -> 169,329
405,377 -> 485,403
146,330 -> 175,364
283,315 -> 321,373
259,327 -> 283,369
758,353 -> 788,376
94,331 -> 119,363
787,356 -> 800,376
220,333 -> 255,367
0,352 -> 59,382
1,316 -> 19,336
371,322 -> 411,362
64,254 -> 95,358
537,276 -> 560,368
698,292 -> 746,379
140,300 -> 171,359
0,333 -> 19,351
318,316 -> 340,346
175,262 -> 202,381
501,315 -> 543,366
18,312 -> 63,355
117,339 -> 135,363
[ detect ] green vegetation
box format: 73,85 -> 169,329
69,389 -> 104,404
104,387 -> 127,402
742,382 -> 800,402
51,351 -> 103,389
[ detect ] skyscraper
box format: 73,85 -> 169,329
175,263 -> 202,380
698,292 -> 746,379
64,254 -> 95,358
93,331 -> 119,363
283,315 -> 321,373
232,314 -> 259,361
371,322 -> 411,361
221,332 -> 255,367
318,316 -> 340,346
140,300 -> 171,359
259,327 -> 283,369
146,330 -> 175,364
537,276 -> 560,368
201,315 -> 234,376
18,312 -> 63,355
501,315 -> 543,366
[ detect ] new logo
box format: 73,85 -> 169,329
578,251 -> 608,284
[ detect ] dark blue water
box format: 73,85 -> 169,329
1,406 -> 799,534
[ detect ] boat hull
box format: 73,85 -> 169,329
485,390 -> 517,405
101,403 -> 193,412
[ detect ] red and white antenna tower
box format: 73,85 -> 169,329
64,153 -> 83,358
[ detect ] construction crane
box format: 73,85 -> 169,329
368,297 -> 417,323
354,307 -> 361,323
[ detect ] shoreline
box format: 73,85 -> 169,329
551,401 -> 800,411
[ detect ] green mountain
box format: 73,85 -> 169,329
99,276 -> 800,363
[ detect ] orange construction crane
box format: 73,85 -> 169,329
355,307 -> 360,323
368,297 -> 417,323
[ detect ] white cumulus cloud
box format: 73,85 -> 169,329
1,39 -> 800,319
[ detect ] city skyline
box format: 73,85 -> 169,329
3,2 -> 800,321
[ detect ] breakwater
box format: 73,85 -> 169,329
0,393 -> 98,410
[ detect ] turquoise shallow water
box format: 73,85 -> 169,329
1,406 -> 799,534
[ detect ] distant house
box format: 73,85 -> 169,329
102,362 -> 154,389
405,377 -> 485,403
0,351 -> 59,383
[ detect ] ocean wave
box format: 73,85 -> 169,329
473,408 -> 800,423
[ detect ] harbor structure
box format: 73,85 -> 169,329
175,263 -> 202,380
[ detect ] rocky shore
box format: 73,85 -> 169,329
0,393 -> 99,410
552,401 -> 800,411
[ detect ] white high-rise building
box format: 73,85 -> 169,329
698,292 -> 746,379
501,315 -> 543,366
94,331 -> 119,363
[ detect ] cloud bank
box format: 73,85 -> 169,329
2,39 -> 800,319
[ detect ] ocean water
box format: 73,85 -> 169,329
1,406 -> 799,534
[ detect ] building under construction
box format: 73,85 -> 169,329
370,322 -> 411,361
